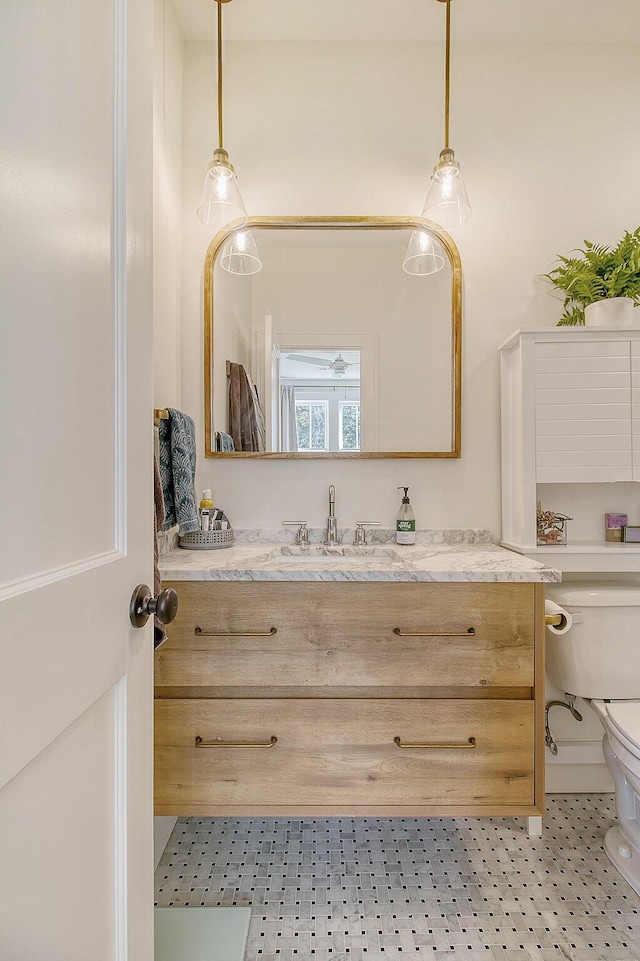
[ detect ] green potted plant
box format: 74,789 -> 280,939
545,227 -> 640,326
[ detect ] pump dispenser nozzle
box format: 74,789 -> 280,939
398,486 -> 410,503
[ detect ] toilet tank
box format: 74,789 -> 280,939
546,581 -> 640,700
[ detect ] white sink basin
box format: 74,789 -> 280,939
267,546 -> 405,565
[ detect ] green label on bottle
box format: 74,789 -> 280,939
397,520 -> 416,532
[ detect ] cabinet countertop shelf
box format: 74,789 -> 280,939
159,539 -> 559,583
503,540 -> 640,574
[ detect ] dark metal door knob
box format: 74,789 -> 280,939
129,585 -> 178,629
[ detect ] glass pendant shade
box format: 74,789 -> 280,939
220,230 -> 262,275
197,150 -> 248,229
421,149 -> 471,228
402,230 -> 445,276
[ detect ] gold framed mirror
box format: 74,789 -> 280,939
204,216 -> 462,458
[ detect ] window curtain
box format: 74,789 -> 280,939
280,386 -> 298,452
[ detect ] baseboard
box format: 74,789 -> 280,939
546,738 -> 605,766
544,738 -> 614,793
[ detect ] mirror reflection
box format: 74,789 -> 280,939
204,218 -> 461,458
280,350 -> 361,453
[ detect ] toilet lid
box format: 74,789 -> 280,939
605,701 -> 640,753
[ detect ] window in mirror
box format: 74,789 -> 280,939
204,217 -> 462,459
280,348 -> 361,453
295,400 -> 327,452
339,401 -> 360,452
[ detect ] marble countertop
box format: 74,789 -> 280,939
159,529 -> 560,583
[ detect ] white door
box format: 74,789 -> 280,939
0,1 -> 154,959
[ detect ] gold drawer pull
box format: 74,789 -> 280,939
392,627 -> 475,638
393,736 -> 476,750
195,735 -> 278,749
194,626 -> 278,637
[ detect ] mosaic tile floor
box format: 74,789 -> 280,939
155,796 -> 640,961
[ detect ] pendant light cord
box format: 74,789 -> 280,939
444,0 -> 451,150
217,0 -> 224,149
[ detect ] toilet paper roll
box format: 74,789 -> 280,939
545,599 -> 573,635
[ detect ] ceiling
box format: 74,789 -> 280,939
280,350 -> 361,384
171,0 -> 640,44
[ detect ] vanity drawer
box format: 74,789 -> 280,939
156,581 -> 536,691
154,697 -> 535,813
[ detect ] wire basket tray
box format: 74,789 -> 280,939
179,528 -> 235,550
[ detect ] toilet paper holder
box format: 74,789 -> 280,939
545,613 -> 564,627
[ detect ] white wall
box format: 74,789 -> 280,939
170,36 -> 640,791
152,0 -> 183,852
153,0 -> 183,409
179,39 -> 640,531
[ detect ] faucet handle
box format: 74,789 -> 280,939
282,521 -> 309,545
353,521 -> 381,546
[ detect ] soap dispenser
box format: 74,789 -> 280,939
396,487 -> 416,545
199,489 -> 214,531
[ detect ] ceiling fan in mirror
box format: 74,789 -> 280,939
285,353 -> 360,378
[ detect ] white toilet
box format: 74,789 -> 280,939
546,581 -> 640,896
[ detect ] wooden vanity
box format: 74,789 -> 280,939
154,570 -> 547,820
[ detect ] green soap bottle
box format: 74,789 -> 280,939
396,487 -> 416,545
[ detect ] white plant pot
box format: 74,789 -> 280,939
584,297 -> 635,327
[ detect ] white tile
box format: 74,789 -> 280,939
155,797 -> 640,961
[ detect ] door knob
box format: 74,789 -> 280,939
129,584 -> 178,629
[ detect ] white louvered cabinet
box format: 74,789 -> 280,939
633,340 -> 640,478
535,339 -> 632,483
500,327 -> 640,572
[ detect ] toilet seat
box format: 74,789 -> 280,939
604,701 -> 640,757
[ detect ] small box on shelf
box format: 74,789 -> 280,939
536,502 -> 572,547
605,512 -> 628,542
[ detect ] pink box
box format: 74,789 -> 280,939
605,513 -> 628,529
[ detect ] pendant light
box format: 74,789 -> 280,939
402,229 -> 445,275
197,0 -> 248,230
219,229 -> 262,275
421,0 -> 471,228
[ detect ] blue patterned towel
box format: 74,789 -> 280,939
158,408 -> 200,535
215,431 -> 236,453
